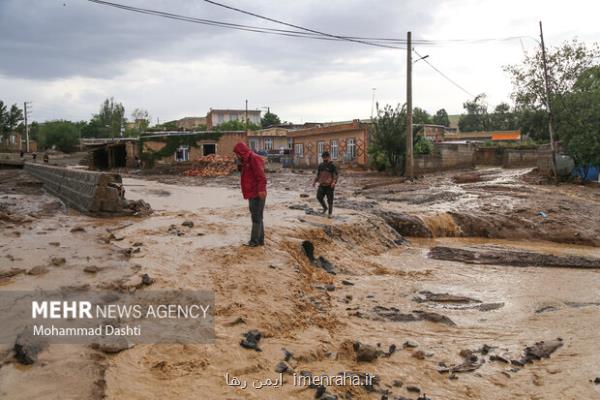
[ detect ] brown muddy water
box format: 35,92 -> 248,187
1,168 -> 599,400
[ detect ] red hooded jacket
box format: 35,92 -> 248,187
233,142 -> 267,199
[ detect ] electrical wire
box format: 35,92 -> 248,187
413,48 -> 476,98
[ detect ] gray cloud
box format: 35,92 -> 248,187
0,0 -> 438,81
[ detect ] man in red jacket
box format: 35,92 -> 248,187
233,142 -> 267,247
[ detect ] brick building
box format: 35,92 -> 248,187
0,132 -> 38,153
176,116 -> 207,131
247,127 -> 291,153
287,120 -> 370,167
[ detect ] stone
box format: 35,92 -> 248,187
141,273 -> 154,286
70,226 -> 86,233
27,266 -> 48,276
325,284 -> 335,291
393,380 -> 403,387
412,350 -> 426,360
594,377 -> 600,385
132,242 -> 143,247
341,280 -> 354,286
14,330 -> 47,364
354,342 -> 382,363
50,257 -> 66,266
84,265 -> 100,273
403,340 -> 419,349
275,361 -> 291,373
182,220 -> 194,228
406,385 -> 421,393
240,330 -> 262,352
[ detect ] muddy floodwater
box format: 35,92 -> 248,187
1,167 -> 599,400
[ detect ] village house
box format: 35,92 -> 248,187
139,131 -> 246,166
443,129 -> 521,143
287,120 -> 370,168
206,109 -> 261,130
0,132 -> 38,153
247,127 -> 292,153
416,124 -> 457,142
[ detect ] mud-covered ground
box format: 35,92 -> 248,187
1,166 -> 599,400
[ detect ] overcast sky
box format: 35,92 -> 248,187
1,0 -> 599,124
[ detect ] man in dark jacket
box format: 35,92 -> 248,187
312,151 -> 338,218
234,142 -> 267,247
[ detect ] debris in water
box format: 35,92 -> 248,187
50,257 -> 66,266
0,268 -> 26,280
27,266 -> 48,276
520,338 -> 563,363
301,240 -> 337,274
240,329 -> 262,352
406,385 -> 421,393
70,225 -> 86,233
353,341 -> 383,363
141,273 -> 154,286
14,330 -> 47,364
181,220 -> 194,228
414,290 -> 481,304
83,265 -> 100,273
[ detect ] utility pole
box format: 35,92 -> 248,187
23,102 -> 31,152
370,88 -> 376,119
406,31 -> 413,179
539,21 -> 557,178
245,99 -> 248,132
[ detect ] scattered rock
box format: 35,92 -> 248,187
27,266 -> 48,276
354,341 -> 383,363
167,224 -> 184,236
412,350 -> 426,360
240,330 -> 262,352
70,226 -> 86,233
325,284 -> 335,291
50,257 -> 66,266
490,354 -> 510,363
520,338 -> 563,364
393,380 -> 403,387
141,273 -> 154,286
14,330 -> 47,364
341,280 -> 354,286
406,385 -> 421,393
132,242 -> 143,247
594,377 -> 600,385
84,265 -> 100,273
182,220 -> 194,228
275,361 -> 291,374
301,240 -> 336,274
91,336 -> 132,354
403,340 -> 419,349
415,290 -> 480,304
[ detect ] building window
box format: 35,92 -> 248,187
175,145 -> 189,162
287,138 -> 293,149
217,114 -> 224,124
295,143 -> 304,157
9,135 -> 16,145
331,140 -> 338,159
347,138 -> 356,160
264,137 -> 273,151
249,138 -> 259,151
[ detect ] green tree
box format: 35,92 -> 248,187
260,111 -> 281,128
432,108 -> 450,127
412,107 -> 431,126
555,66 -> 600,174
489,102 -> 518,131
0,101 -> 24,141
37,121 -> 80,153
127,108 -> 151,136
504,39 -> 600,141
458,94 -> 489,132
90,97 -> 126,138
214,119 -> 260,131
369,104 -> 408,174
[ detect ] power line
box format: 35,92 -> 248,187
413,48 -> 476,98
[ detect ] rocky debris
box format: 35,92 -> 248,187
181,220 -> 194,228
240,330 -> 262,352
132,242 -> 143,247
429,246 -> 600,269
412,350 -> 426,360
536,305 -> 559,313
403,340 -> 419,349
519,338 -> 563,364
84,265 -> 100,273
275,361 -> 292,374
282,348 -> 294,362
353,341 -> 383,363
91,336 -> 132,354
70,225 -> 86,233
27,266 -> 48,276
406,385 -> 421,393
417,395 -> 432,400
325,284 -> 335,291
452,173 -> 481,184
0,268 -> 26,281
414,290 -> 481,304
301,240 -> 336,274
168,224 -> 185,236
489,354 -> 510,363
438,349 -> 484,375
341,280 -> 354,286
123,199 -> 153,216
371,306 -> 456,326
14,330 -> 47,364
393,380 -> 403,387
50,257 -> 66,266
594,377 -> 600,384
182,154 -> 237,177
141,273 -> 154,286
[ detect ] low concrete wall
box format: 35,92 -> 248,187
502,149 -> 543,168
24,163 -> 124,213
414,143 -> 475,174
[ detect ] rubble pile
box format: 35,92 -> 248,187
182,154 -> 238,177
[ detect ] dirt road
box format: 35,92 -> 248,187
1,167 -> 599,399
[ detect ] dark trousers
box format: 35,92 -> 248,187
317,185 -> 334,215
248,197 -> 265,245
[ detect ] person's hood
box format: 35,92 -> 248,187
234,142 -> 252,161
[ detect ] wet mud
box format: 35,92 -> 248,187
0,167 -> 599,399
